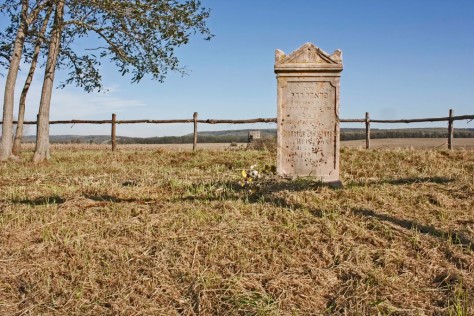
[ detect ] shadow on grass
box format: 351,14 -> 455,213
7,194 -> 153,205
352,208 -> 474,251
180,180 -> 322,201
10,195 -> 66,206
347,177 -> 454,187
381,177 -> 454,185
180,178 -> 472,251
83,194 -> 153,204
249,179 -> 341,193
180,178 -> 329,216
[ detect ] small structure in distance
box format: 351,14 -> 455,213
248,131 -> 261,143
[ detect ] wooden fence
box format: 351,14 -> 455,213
2,109 -> 473,151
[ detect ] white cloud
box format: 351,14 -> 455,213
49,88 -> 145,119
0,69 -> 146,134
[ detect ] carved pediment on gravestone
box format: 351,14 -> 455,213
275,43 -> 342,71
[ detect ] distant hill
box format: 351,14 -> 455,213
22,135 -> 113,144
183,128 -> 277,138
19,128 -> 474,144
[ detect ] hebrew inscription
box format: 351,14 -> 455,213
280,81 -> 336,176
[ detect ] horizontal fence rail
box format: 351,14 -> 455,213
1,110 -> 473,151
4,118 -> 279,124
339,115 -> 474,123
3,115 -> 473,125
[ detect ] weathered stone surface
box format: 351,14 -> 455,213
275,43 -> 343,183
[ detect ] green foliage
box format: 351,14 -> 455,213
64,0 -> 213,83
1,0 -> 212,88
449,283 -> 470,316
0,0 -> 22,74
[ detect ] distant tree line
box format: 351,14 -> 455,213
342,129 -> 474,141
117,135 -> 249,144
40,128 -> 474,144
114,129 -> 474,144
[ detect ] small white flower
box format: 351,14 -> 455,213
249,170 -> 259,179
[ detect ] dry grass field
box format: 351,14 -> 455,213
0,146 -> 473,315
342,138 -> 474,149
18,137 -> 474,151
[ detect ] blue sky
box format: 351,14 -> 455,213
1,0 -> 473,137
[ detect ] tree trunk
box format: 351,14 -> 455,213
0,0 -> 29,161
33,1 -> 64,163
13,8 -> 53,156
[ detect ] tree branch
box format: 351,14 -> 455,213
65,20 -> 132,63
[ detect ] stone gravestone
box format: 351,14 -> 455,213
274,43 -> 343,184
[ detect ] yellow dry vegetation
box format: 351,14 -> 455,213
0,146 -> 473,315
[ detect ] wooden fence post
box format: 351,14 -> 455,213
36,114 -> 39,138
365,112 -> 370,149
193,112 -> 198,151
111,113 -> 117,151
448,109 -> 454,150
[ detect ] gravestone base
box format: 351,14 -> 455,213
278,174 -> 343,188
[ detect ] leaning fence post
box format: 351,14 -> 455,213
365,112 -> 371,149
448,109 -> 454,150
193,112 -> 198,151
111,113 -> 117,151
